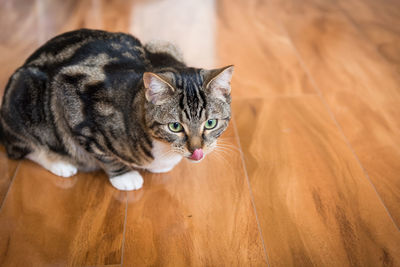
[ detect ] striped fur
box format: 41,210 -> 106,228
0,29 -> 233,190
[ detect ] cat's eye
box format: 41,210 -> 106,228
204,119 -> 218,130
168,122 -> 183,132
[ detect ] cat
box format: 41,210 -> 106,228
0,29 -> 233,191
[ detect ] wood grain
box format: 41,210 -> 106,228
216,0 -> 315,98
0,0 -> 40,96
337,0 -> 400,71
33,0 -> 136,41
0,0 -> 252,265
0,147 -> 19,207
266,0 -> 400,225
234,97 -> 400,266
0,160 -> 126,266
123,137 -> 266,266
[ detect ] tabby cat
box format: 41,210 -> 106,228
0,29 -> 233,191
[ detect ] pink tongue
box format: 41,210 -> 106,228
190,149 -> 204,161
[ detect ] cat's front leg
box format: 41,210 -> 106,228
27,149 -> 78,178
102,159 -> 143,191
109,171 -> 143,191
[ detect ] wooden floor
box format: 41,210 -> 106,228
1,0 -> 400,266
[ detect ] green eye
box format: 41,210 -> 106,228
168,122 -> 183,132
204,119 -> 218,130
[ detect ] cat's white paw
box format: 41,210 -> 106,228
27,150 -> 78,178
48,162 -> 78,178
110,171 -> 143,191
147,166 -> 175,173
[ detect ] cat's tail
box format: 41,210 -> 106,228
144,40 -> 185,63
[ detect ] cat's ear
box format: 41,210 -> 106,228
143,72 -> 175,105
205,65 -> 234,101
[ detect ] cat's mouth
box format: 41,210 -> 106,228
190,149 -> 203,160
186,148 -> 204,163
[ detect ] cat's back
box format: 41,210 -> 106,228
24,29 -> 148,73
0,29 -> 148,155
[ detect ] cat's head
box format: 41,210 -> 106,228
143,65 -> 233,162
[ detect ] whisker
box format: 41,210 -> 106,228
213,146 -> 236,156
216,141 -> 240,151
216,141 -> 239,147
211,150 -> 232,167
213,148 -> 234,157
215,145 -> 240,153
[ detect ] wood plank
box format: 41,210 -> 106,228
0,0 -> 35,208
0,161 -> 126,266
0,0 -> 40,96
234,97 -> 400,266
337,0 -> 400,70
268,0 -> 400,225
0,147 -> 19,207
216,0 -> 316,98
32,0 -> 136,41
123,137 -> 267,266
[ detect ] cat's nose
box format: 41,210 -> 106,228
189,149 -> 203,161
189,136 -> 202,152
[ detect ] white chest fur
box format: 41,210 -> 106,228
144,140 -> 183,173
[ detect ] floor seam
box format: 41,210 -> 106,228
231,115 -> 271,267
279,20 -> 400,232
120,192 -> 128,266
0,162 -> 21,213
